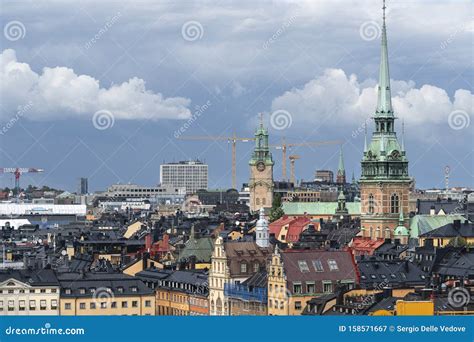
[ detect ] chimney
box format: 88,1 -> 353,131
163,234 -> 169,250
142,252 -> 149,270
145,234 -> 152,252
453,220 -> 461,230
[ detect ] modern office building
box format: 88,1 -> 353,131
160,160 -> 208,194
77,178 -> 88,195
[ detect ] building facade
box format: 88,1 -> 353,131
249,120 -> 274,212
359,6 -> 410,240
58,273 -> 155,316
160,160 -> 208,194
0,269 -> 60,316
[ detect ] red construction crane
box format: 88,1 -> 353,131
0,168 -> 44,193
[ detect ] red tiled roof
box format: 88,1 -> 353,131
351,237 -> 385,255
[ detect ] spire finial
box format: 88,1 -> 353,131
258,112 -> 263,127
383,0 -> 386,24
364,125 -> 368,153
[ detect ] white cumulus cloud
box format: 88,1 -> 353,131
0,49 -> 192,121
271,68 -> 473,134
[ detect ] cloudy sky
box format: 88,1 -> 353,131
0,0 -> 472,192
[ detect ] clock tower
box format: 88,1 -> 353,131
360,1 -> 411,240
249,116 -> 274,212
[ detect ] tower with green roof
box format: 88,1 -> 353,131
249,114 -> 274,212
360,0 -> 411,240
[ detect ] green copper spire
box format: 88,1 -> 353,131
398,206 -> 404,225
338,146 -> 345,173
376,0 -> 393,117
249,113 -> 273,166
336,146 -> 346,184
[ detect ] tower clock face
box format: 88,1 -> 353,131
257,162 -> 266,172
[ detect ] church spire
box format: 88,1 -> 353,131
376,0 -> 393,117
336,146 -> 346,184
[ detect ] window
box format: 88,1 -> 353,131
100,302 -> 107,309
240,262 -> 247,273
40,300 -> 47,310
297,260 -> 310,273
328,259 -> 339,271
51,300 -> 58,309
323,282 -> 333,293
8,300 -> 14,311
65,303 -> 71,310
79,303 -> 86,310
117,287 -> 124,294
307,282 -> 315,293
64,288 -> 71,295
368,194 -> 375,214
111,302 -> 117,308
312,260 -> 324,272
90,303 -> 96,309
40,289 -> 46,293
390,193 -> 399,214
253,262 -> 259,273
295,301 -> 302,310
19,300 -> 25,311
132,301 -> 138,308
293,283 -> 302,294
131,286 -> 138,293
122,301 -> 128,308
29,300 -> 36,310
79,288 -> 86,294
145,300 -> 151,307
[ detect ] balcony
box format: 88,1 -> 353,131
224,283 -> 267,302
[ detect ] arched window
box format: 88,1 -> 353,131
256,198 -> 260,205
385,228 -> 391,239
390,193 -> 399,213
262,198 -> 266,205
216,298 -> 222,315
368,194 -> 375,214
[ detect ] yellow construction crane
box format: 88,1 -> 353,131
288,155 -> 300,185
270,138 -> 343,181
176,133 -> 255,190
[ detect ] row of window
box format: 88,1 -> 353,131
63,286 -> 138,295
297,259 -> 338,273
64,300 -> 151,310
0,299 -> 57,311
367,193 -> 401,214
0,288 -> 57,294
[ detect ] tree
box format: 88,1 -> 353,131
269,193 -> 284,222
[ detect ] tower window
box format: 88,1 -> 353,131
390,193 -> 399,213
368,194 -> 375,214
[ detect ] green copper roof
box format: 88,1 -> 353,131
282,201 -> 360,216
394,225 -> 409,236
408,214 -> 466,239
375,2 -> 393,117
178,234 -> 215,263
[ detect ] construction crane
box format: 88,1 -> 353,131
176,133 -> 254,189
288,155 -> 300,185
269,138 -> 342,181
0,168 -> 44,194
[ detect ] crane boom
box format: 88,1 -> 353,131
176,134 -> 255,189
0,167 -> 44,195
269,139 -> 342,181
